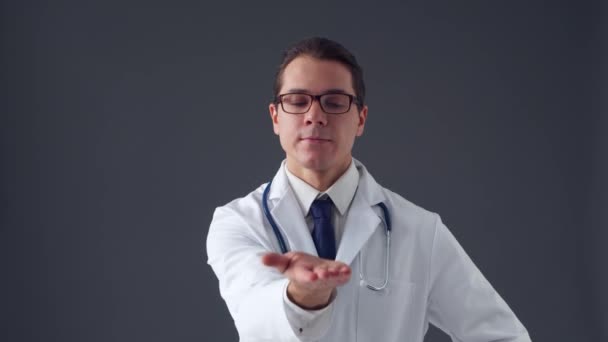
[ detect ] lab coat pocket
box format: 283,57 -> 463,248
356,277 -> 419,342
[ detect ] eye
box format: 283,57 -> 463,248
324,101 -> 346,109
282,94 -> 310,107
322,94 -> 349,109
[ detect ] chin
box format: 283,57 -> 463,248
302,159 -> 332,171
294,155 -> 334,172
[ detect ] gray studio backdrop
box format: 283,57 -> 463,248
1,1 -> 606,341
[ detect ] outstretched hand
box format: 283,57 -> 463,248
262,252 -> 351,309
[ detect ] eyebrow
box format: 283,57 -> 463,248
285,88 -> 349,95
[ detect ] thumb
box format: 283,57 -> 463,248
261,252 -> 290,273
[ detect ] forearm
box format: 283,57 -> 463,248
287,281 -> 334,310
283,282 -> 336,341
225,277 -> 297,340
207,207 -> 339,341
211,262 -> 334,341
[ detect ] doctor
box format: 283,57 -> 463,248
207,37 -> 531,342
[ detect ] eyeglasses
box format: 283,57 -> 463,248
276,92 -> 360,114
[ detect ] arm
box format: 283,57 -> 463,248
262,252 -> 350,309
207,206 -> 350,341
427,215 -> 531,342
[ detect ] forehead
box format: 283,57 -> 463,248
280,56 -> 354,94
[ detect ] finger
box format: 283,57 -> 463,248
261,253 -> 290,273
327,265 -> 341,276
319,265 -> 351,286
328,271 -> 352,286
334,274 -> 351,286
338,265 -> 351,276
290,264 -> 318,283
318,261 -> 350,276
315,265 -> 330,279
315,264 -> 345,280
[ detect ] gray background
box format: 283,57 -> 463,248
1,1 -> 606,341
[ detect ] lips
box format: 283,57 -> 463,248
301,137 -> 331,142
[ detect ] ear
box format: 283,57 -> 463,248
269,103 -> 280,135
355,105 -> 368,136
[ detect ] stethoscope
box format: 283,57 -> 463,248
262,179 -> 392,291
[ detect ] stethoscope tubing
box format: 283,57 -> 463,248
262,179 -> 288,253
262,179 -> 392,291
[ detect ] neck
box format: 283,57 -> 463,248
286,158 -> 352,192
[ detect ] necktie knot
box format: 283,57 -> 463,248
310,198 -> 333,220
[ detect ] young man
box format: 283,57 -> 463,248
207,37 -> 531,342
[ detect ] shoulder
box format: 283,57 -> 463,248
382,187 -> 438,226
355,159 -> 440,233
207,183 -> 278,255
376,184 -> 442,250
211,183 -> 267,224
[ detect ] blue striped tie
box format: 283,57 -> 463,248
310,198 -> 336,260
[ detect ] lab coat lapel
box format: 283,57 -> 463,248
267,163 -> 318,256
335,159 -> 386,266
336,192 -> 380,266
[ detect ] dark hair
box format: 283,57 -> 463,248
273,37 -> 366,110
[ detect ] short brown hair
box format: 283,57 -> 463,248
273,37 -> 366,111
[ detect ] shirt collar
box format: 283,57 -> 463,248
284,159 -> 359,217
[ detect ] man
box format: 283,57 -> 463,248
207,37 -> 530,342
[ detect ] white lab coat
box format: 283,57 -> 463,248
207,159 -> 530,342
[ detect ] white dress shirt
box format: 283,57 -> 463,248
281,159 -> 359,340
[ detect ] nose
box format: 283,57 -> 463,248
304,100 -> 328,126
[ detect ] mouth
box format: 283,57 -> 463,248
301,137 -> 331,143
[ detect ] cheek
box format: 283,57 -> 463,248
277,122 -> 298,148
338,120 -> 360,142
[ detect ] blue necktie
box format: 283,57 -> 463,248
310,198 -> 336,260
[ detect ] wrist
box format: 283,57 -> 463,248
287,282 -> 335,310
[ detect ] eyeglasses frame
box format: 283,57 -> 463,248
275,92 -> 361,115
